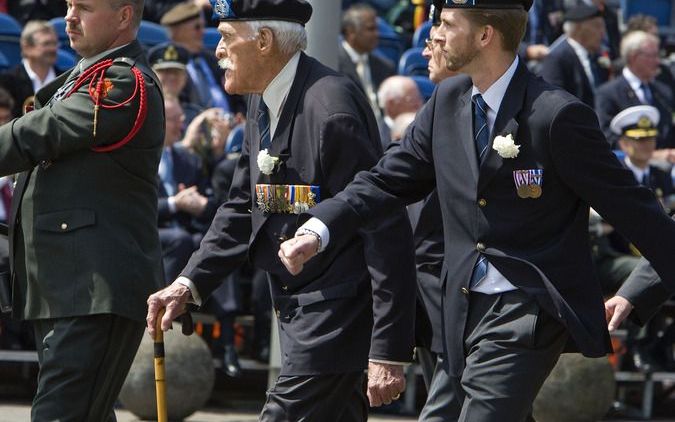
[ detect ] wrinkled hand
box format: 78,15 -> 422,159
367,362 -> 405,407
278,234 -> 319,275
605,295 -> 634,332
146,281 -> 192,339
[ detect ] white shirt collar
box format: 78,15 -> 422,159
342,40 -> 368,64
471,56 -> 520,131
22,59 -> 56,92
566,36 -> 590,58
624,156 -> 649,183
262,51 -> 301,137
623,67 -> 651,103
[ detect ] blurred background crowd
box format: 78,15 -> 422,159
0,0 -> 674,418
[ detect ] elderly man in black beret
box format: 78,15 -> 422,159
146,0 -> 417,420
279,0 -> 675,420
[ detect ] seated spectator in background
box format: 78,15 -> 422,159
338,3 -> 395,119
376,75 -> 422,147
605,105 -> 675,372
562,0 -> 620,60
595,31 -> 675,160
0,88 -> 13,124
518,0 -> 554,72
622,14 -> 675,98
7,0 -> 66,25
422,22 -> 456,85
590,105 -> 669,298
149,42 -> 204,125
179,105 -> 235,179
143,0 -> 212,25
158,96 -> 218,283
540,4 -> 609,107
0,21 -> 63,118
161,2 -> 244,114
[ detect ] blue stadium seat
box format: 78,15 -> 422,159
138,20 -> 170,49
56,48 -> 78,70
203,27 -> 221,53
621,0 -> 671,27
226,124 -> 245,154
48,17 -> 79,57
0,13 -> 22,65
0,51 -> 10,72
398,47 -> 428,77
412,20 -> 432,49
0,13 -> 22,36
410,75 -> 435,101
375,17 -> 402,64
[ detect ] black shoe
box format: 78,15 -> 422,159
223,346 -> 242,378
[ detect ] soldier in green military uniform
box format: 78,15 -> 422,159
0,0 -> 164,420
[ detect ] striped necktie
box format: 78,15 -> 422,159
258,99 -> 271,151
473,94 -> 490,163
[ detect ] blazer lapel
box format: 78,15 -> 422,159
619,77 -> 640,105
478,62 -> 528,193
454,87 -> 479,182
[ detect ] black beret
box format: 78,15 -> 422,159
429,0 -> 444,26
564,4 -> 602,22
210,0 -> 313,25
148,42 -> 190,70
441,0 -> 532,10
160,2 -> 202,26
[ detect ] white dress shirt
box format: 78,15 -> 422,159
22,59 -> 56,93
622,67 -> 652,105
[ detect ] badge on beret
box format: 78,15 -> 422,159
513,169 -> 543,199
212,0 -> 236,20
164,45 -> 179,61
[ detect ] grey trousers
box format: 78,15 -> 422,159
259,371 -> 367,422
31,314 -> 145,422
419,354 -> 457,422
448,289 -> 568,422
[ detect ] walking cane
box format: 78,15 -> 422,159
154,308 -> 168,422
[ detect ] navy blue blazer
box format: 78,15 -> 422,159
308,60 -> 675,376
181,53 -> 416,375
595,75 -> 675,149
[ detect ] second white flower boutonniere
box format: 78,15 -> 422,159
257,149 -> 280,175
492,134 -> 520,159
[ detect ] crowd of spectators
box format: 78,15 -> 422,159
0,0 -> 674,415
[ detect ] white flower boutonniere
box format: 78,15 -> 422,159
257,149 -> 280,175
492,134 -> 520,159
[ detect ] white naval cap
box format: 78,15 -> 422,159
610,105 -> 660,140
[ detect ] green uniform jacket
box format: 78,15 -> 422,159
0,40 -> 164,322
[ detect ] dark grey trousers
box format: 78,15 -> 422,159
448,289 -> 568,422
419,354 -> 457,422
31,314 -> 145,422
259,371 -> 367,422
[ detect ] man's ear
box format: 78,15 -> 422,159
258,27 -> 274,54
117,4 -> 134,31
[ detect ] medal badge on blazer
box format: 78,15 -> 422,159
255,184 -> 321,214
513,169 -> 543,199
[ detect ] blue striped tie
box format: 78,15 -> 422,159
258,99 -> 271,151
471,94 -> 489,288
473,94 -> 489,163
470,254 -> 488,288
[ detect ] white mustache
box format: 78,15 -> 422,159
218,58 -> 234,71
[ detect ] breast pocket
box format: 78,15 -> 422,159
34,208 -> 97,268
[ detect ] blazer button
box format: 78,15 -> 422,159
60,223 -> 68,230
478,198 -> 487,207
476,242 -> 486,252
282,285 -> 288,291
461,287 -> 469,295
